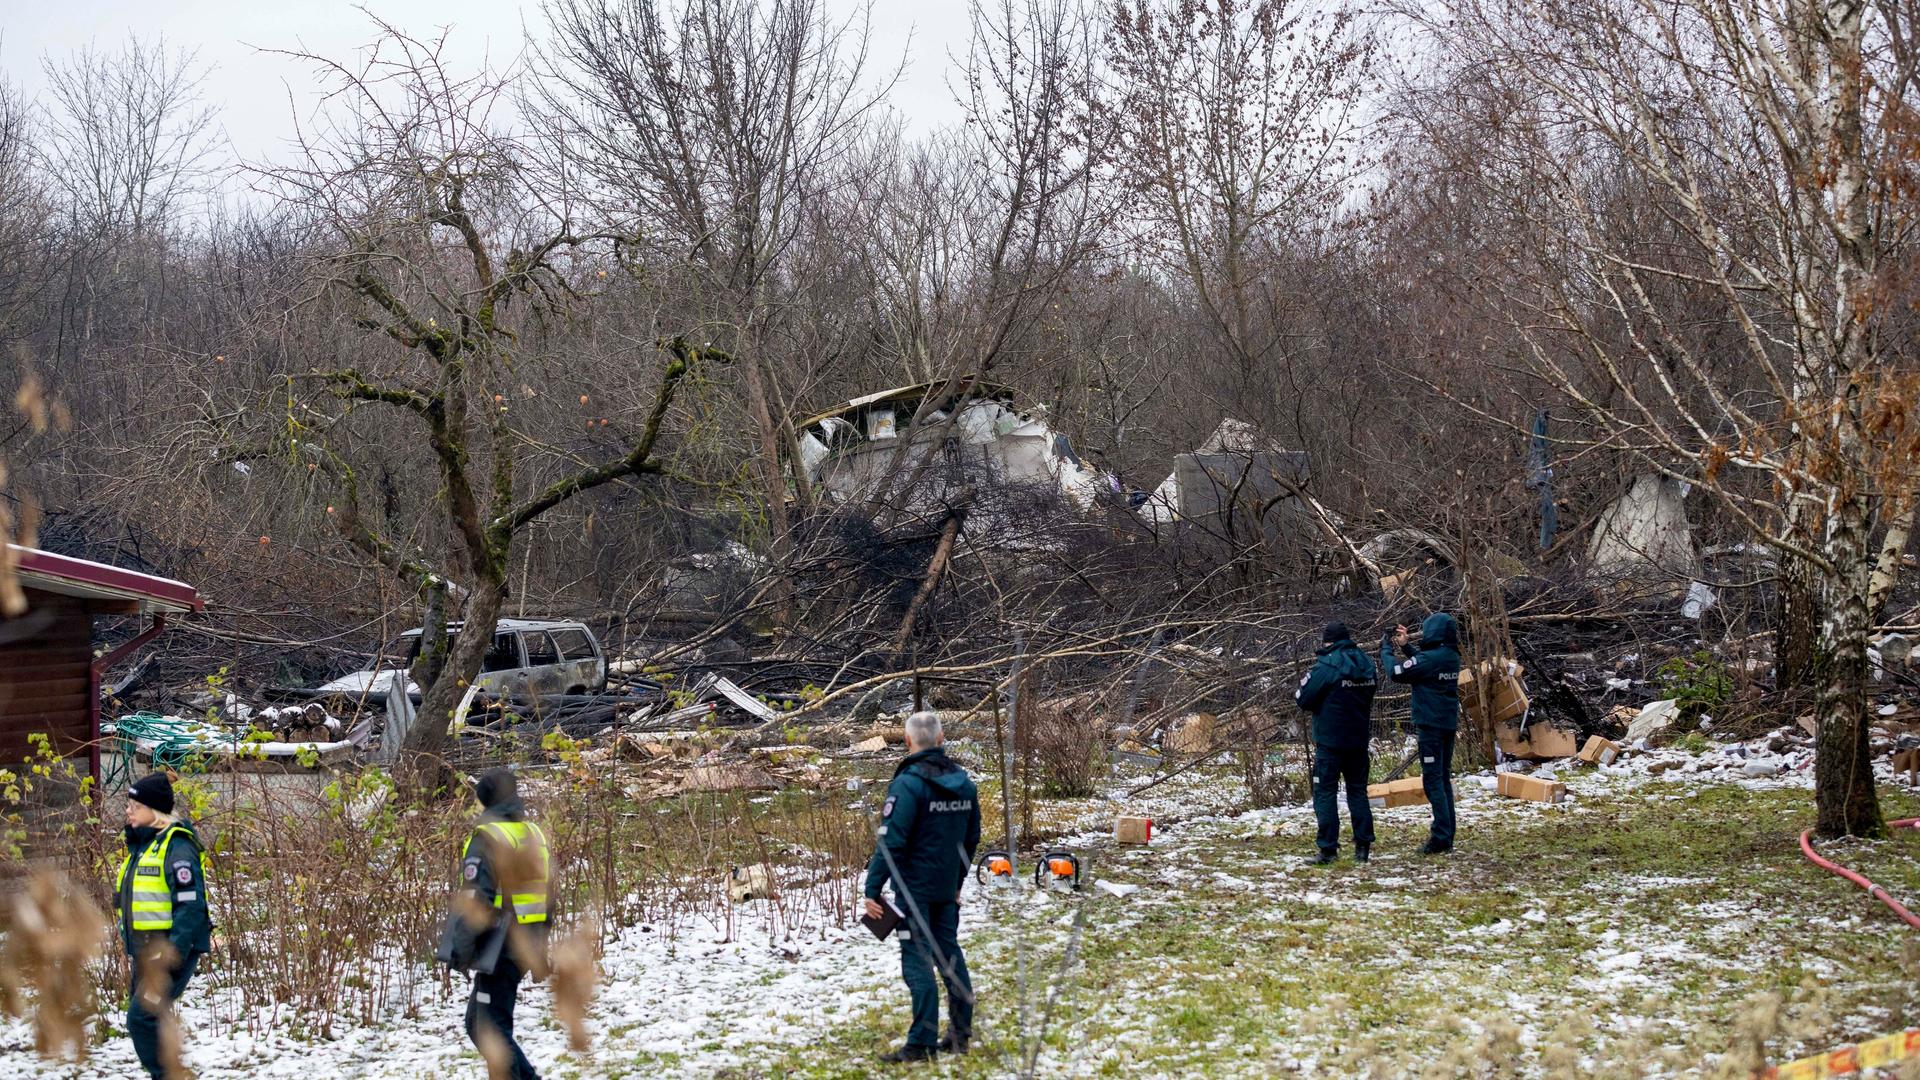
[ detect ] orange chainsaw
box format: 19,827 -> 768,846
1034,850 -> 1081,891
975,849 -> 1016,886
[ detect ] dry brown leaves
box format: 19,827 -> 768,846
0,870 -> 107,1064
474,1018 -> 512,1080
135,939 -> 188,1080
548,924 -> 600,1054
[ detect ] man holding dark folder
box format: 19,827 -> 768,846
863,711 -> 982,1063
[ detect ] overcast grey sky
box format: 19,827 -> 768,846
2,0 -> 971,164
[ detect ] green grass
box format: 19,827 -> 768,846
753,775 -> 1920,1078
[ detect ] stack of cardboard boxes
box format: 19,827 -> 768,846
1460,658 -> 1529,727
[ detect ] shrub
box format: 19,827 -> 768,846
3,733 -> 872,1038
1655,649 -> 1731,727
1026,694 -> 1105,798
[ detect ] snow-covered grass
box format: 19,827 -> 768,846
3,896 -> 903,1079
764,754 -> 1920,1078
5,748 -> 1918,1078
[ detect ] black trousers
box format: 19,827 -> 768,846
899,901 -> 972,1049
466,955 -> 540,1080
1418,726 -> 1457,849
1312,744 -> 1375,855
128,952 -> 199,1080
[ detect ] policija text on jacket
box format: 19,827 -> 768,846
864,714 -> 983,1063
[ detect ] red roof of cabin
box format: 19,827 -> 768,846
10,545 -> 202,614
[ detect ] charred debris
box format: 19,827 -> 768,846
93,380 -> 1920,804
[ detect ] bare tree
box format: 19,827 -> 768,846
1100,0 -> 1374,427
250,19 -> 706,792
35,35 -> 217,360
38,35 -> 215,239
840,0 -> 1110,514
948,0 -> 1108,379
534,0 -> 891,611
1400,0 -> 1920,835
0,77 -> 54,348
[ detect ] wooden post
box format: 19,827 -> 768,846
991,686 -> 1017,878
1006,632 -> 1028,852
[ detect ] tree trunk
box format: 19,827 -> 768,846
399,576 -> 507,797
1776,533 -> 1820,693
890,509 -> 964,661
1813,494 -> 1884,838
738,340 -> 792,624
1809,0 -> 1880,839
1869,499 -> 1915,620
409,577 -> 451,689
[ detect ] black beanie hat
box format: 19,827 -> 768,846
128,772 -> 174,815
1321,620 -> 1350,644
473,767 -> 517,810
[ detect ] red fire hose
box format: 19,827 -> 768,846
1799,818 -> 1920,930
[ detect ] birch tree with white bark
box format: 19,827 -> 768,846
1402,0 -> 1920,835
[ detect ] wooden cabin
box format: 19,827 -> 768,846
1,545 -> 200,785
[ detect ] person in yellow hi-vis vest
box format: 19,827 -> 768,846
114,772 -> 210,1079
437,768 -> 551,1080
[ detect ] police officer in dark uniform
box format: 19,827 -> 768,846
437,768 -> 552,1080
864,711 -> 982,1063
114,771 -> 211,1080
1383,612 -> 1463,854
1295,621 -> 1379,864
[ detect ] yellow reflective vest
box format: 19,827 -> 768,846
462,820 -> 550,924
115,825 -> 205,932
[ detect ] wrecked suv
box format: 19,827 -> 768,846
317,618 -> 608,700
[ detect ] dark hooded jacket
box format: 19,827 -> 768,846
117,818 -> 211,962
1382,612 -> 1462,731
864,747 -> 981,910
1295,636 -> 1378,749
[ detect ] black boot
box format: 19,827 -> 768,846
939,1030 -> 971,1056
1311,850 -> 1337,865
1420,840 -> 1452,855
1355,846 -> 1370,863
882,1044 -> 938,1064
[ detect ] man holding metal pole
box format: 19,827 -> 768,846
864,711 -> 982,1063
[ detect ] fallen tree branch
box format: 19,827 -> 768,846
890,508 -> 965,660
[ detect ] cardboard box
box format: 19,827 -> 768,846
1114,816 -> 1153,844
1459,659 -> 1529,726
727,863 -> 775,903
1577,735 -> 1621,766
1494,717 -> 1576,760
1164,712 -> 1217,755
1496,771 -> 1566,803
1366,776 -> 1427,809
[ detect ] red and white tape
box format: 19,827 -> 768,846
1756,1027 -> 1920,1078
